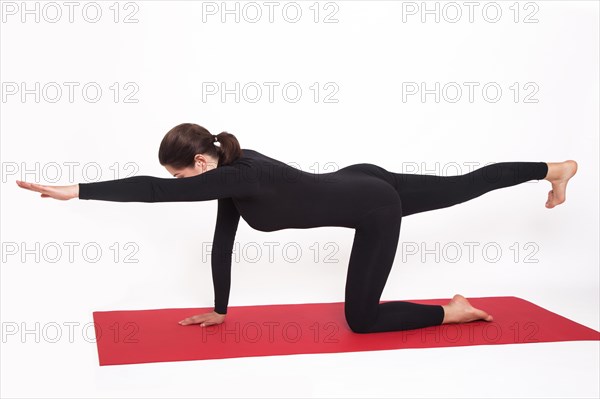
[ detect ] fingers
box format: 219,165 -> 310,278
178,313 -> 223,327
179,316 -> 202,326
17,180 -> 66,200
16,180 -> 49,195
16,180 -> 40,192
179,315 -> 210,326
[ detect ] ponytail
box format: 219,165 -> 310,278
158,123 -> 243,169
213,131 -> 243,167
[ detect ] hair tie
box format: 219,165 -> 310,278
213,134 -> 221,147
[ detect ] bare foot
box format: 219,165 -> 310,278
544,160 -> 578,209
441,294 -> 493,324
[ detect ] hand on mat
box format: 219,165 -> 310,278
16,180 -> 79,200
178,311 -> 226,327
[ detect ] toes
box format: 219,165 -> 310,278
467,306 -> 490,321
546,191 -> 555,208
480,312 -> 493,322
566,160 -> 578,177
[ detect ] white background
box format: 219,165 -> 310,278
1,1 -> 598,398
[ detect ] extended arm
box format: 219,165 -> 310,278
78,160 -> 259,202
211,197 -> 241,315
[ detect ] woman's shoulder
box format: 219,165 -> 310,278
240,148 -> 267,158
234,149 -> 297,171
239,148 -> 285,164
240,148 -> 259,158
224,149 -> 268,169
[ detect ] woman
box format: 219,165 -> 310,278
16,123 -> 578,334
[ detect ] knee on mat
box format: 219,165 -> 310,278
345,314 -> 373,334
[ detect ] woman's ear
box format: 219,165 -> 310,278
193,154 -> 207,173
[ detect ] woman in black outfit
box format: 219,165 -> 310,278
16,123 -> 578,334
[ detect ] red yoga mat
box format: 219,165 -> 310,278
92,296 -> 600,366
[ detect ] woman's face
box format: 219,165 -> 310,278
164,164 -> 202,179
164,153 -> 218,178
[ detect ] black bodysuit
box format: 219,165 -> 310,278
78,149 -> 548,333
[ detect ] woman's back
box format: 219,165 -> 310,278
233,149 -> 400,231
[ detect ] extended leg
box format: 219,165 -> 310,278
390,162 -> 549,217
344,202 -> 445,333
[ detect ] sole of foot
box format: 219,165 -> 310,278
546,160 -> 578,209
442,294 -> 494,324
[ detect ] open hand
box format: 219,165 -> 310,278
16,180 -> 78,200
179,311 -> 226,327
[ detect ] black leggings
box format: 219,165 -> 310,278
344,161 -> 549,333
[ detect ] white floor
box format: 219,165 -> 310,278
2,327 -> 599,398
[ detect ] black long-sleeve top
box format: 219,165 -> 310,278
78,149 -> 400,314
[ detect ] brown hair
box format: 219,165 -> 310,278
158,123 -> 243,168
